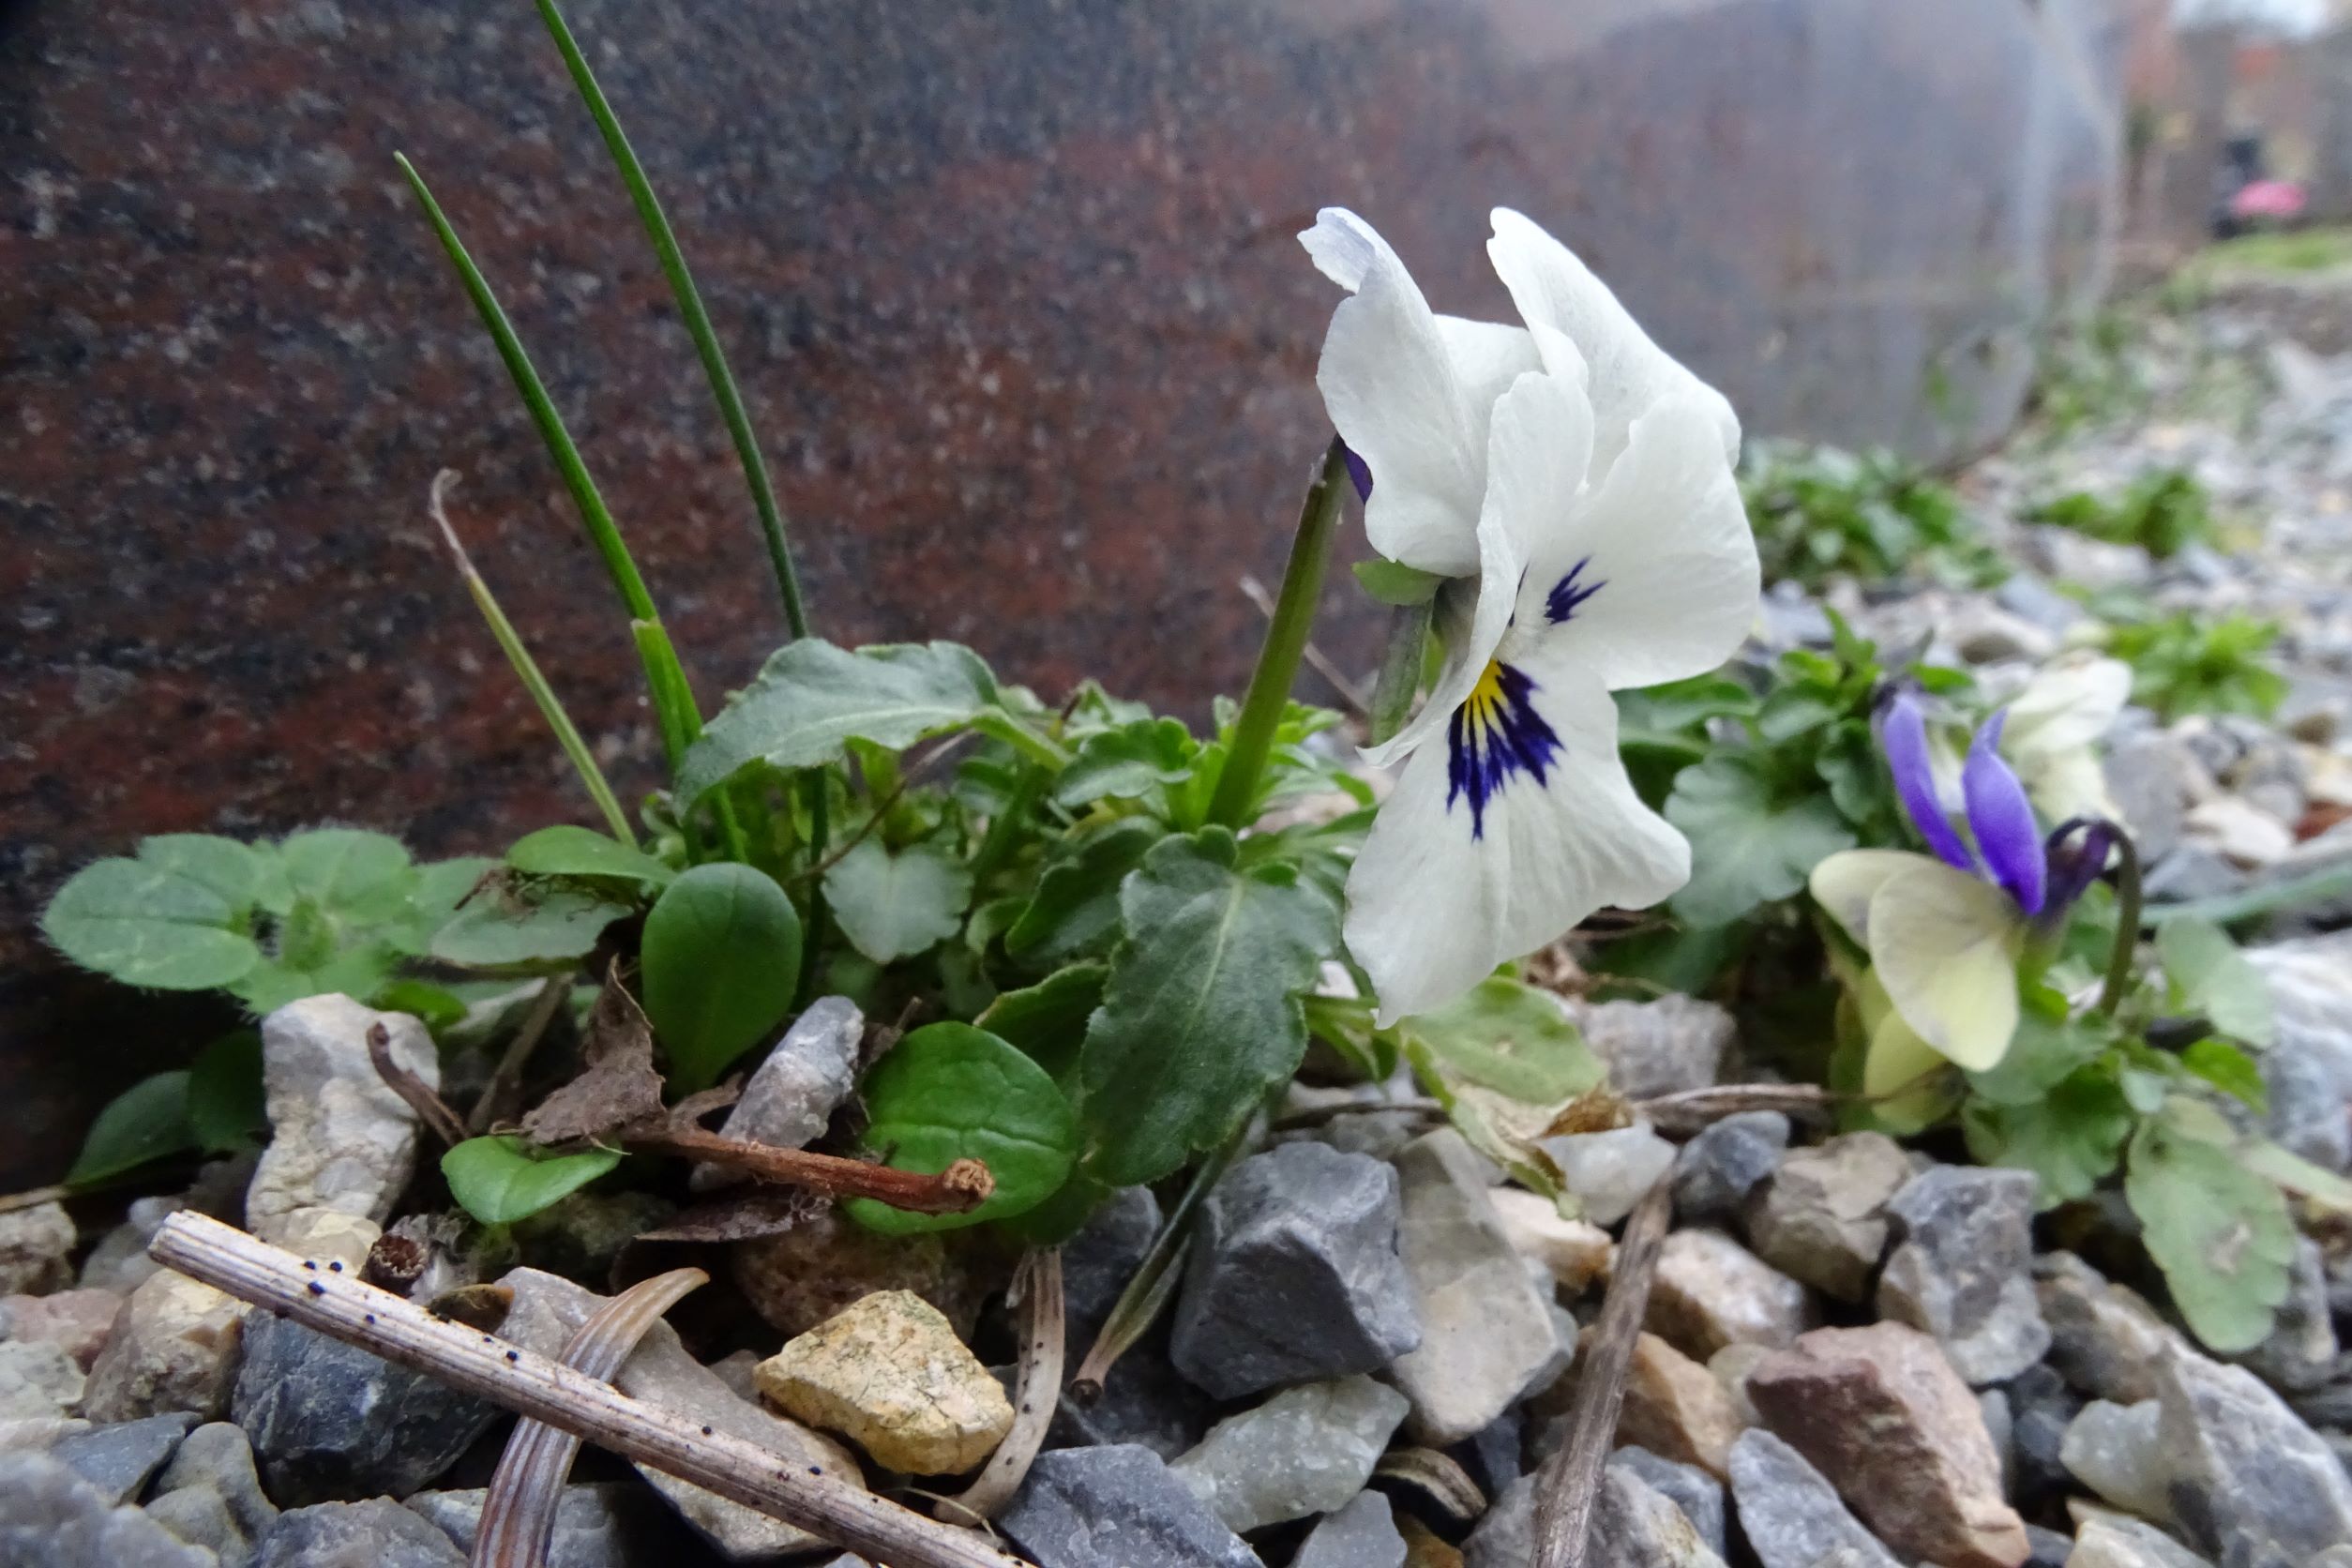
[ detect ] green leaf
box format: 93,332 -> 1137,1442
1004,820 -> 1160,964
1054,719 -> 1198,810
67,1071 -> 196,1186
641,863 -> 804,1093
1964,1002 -> 2115,1107
2182,1037 -> 2268,1113
405,857 -> 501,947
822,838 -> 973,965
137,835 -> 273,910
2243,1138 -> 2352,1215
846,1022 -> 1078,1235
442,1136 -> 622,1225
430,880 -> 635,971
42,858 -> 261,990
1400,978 -> 1605,1104
1352,557 -> 1444,606
507,825 -> 675,890
187,1031 -> 267,1153
677,641 -> 999,809
977,964 -> 1108,1083
1077,828 -> 1336,1186
275,828 -> 416,925
1665,754 -> 1859,927
2126,1118 -> 2296,1352
373,979 -> 472,1033
2157,916 -> 2275,1048
230,945 -> 399,1013
1962,1064 -> 2133,1208
1613,672 -> 1757,734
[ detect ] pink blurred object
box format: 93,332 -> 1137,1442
2231,179 -> 2307,220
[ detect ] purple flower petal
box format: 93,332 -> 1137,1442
1964,711 -> 2046,914
1881,691 -> 1975,873
2043,818 -> 2118,914
1340,442 -> 1374,502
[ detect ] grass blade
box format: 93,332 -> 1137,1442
430,472 -> 637,846
395,152 -> 704,761
534,0 -> 812,640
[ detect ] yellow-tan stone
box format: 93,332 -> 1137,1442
755,1289 -> 1012,1474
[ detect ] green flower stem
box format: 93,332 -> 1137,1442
2096,829 -> 2146,1018
1366,598 -> 1434,746
397,153 -> 704,765
796,779 -> 832,1007
632,621 -> 747,863
532,0 -> 811,641
1208,440 -> 1349,828
431,475 -> 636,846
969,765 -> 1046,888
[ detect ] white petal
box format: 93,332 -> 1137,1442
2004,655 -> 2133,761
1346,665 -> 1686,1027
1486,208 -> 1740,481
1499,392 -> 1759,690
1867,860 -> 2023,1071
1809,849 -> 1930,947
1302,209 -> 1488,577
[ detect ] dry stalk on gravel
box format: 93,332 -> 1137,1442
148,1212 -> 1036,1568
944,1248 -> 1065,1521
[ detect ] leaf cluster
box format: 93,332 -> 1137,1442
1741,442 -> 2007,591
2100,607 -> 2287,721
2028,469 -> 2212,560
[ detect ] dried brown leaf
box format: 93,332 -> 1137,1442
521,980 -> 665,1147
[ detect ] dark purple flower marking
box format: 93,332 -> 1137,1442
1446,660 -> 1562,840
1545,556 -> 1605,625
1341,443 -> 1374,502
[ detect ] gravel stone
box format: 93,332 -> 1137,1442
1558,993 -> 1737,1098
50,1412 -> 196,1504
1614,1444 -> 1728,1558
1168,1376 -> 1408,1533
755,1289 -> 1013,1475
0,1339 -> 86,1420
1876,1165 -> 2050,1384
1670,1111 -> 1789,1222
1646,1228 -> 1816,1360
2156,1349 -> 2352,1567
1726,1429 -> 1902,1568
0,1204 -> 77,1297
0,1447 -> 216,1567
1743,1133 -> 1909,1303
1292,1490 -> 1406,1568
244,994 -> 436,1244
691,995 -> 861,1190
254,1498 -> 467,1567
1000,1444 -> 1261,1568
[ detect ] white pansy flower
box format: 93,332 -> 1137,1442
1304,208 -> 1759,1024
1998,653 -> 2133,827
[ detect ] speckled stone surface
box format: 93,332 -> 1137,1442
0,0 -> 2120,1183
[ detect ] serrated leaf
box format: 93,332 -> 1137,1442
41,858 -> 261,990
1077,828 -> 1335,1186
1053,718 -> 1198,810
822,837 -> 972,965
2157,916 -> 2275,1048
1004,819 -> 1160,964
1666,754 -> 1858,927
846,1022 -> 1078,1235
67,1071 -> 195,1186
2126,1118 -> 2295,1352
507,826 -> 674,890
1961,1064 -> 2133,1208
642,863 -> 804,1093
677,640 -> 999,809
1964,1003 -> 2114,1107
430,879 -> 634,971
977,964 -> 1108,1083
1400,977 -> 1603,1104
442,1136 -> 622,1225
276,828 -> 415,925
187,1030 -> 266,1153
2181,1037 -> 2268,1112
137,835 -> 271,911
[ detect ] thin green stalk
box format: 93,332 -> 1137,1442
1366,598 -> 1433,746
431,473 -> 637,846
396,152 -> 702,755
1208,440 -> 1349,828
2096,830 -> 2145,1018
797,779 -> 831,1007
533,0 -> 811,640
631,620 -> 749,863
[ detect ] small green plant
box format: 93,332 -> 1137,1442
2103,608 -> 2288,721
1741,443 -> 2006,590
2028,469 -> 2213,559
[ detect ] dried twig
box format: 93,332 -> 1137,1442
0,1184 -> 76,1216
947,1249 -> 1065,1520
369,1023 -> 468,1147
477,1267 -> 709,1567
626,1126 -> 992,1215
1531,1176 -> 1672,1568
148,1213 -> 1033,1568
472,977 -> 573,1135
1634,1083 -> 1835,1136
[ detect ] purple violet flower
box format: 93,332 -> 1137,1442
1884,691 -> 2048,915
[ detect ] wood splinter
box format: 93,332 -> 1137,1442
629,1126 -> 994,1214
148,1212 -> 1033,1568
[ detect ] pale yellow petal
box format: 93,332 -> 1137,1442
1864,1005 -> 1957,1134
1868,861 -> 2024,1071
1808,850 -> 1930,947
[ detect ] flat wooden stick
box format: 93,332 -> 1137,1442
1530,1175 -> 1673,1568
149,1213 -> 1033,1568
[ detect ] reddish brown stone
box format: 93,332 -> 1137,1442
0,1288 -> 124,1371
1748,1322 -> 2029,1568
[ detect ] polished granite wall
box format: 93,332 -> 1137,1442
0,0 -> 2123,1180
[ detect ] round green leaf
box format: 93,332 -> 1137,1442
138,835 -> 271,910
42,858 -> 262,990
822,838 -> 972,965
847,1022 -> 1077,1236
2126,1119 -> 2295,1352
441,1136 -> 622,1225
68,1071 -> 196,1186
276,828 -> 415,924
187,1031 -> 267,1153
507,826 -> 675,890
641,864 -> 804,1093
